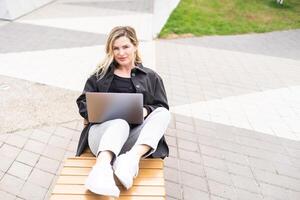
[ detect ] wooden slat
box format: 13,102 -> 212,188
61,167 -> 163,178
57,176 -> 164,186
52,185 -> 165,196
50,195 -> 165,200
64,159 -> 163,169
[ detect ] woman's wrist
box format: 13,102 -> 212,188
143,107 -> 148,118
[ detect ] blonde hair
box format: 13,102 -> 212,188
94,26 -> 142,79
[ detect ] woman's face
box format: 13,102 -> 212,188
112,36 -> 137,68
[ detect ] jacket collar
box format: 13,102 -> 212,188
108,62 -> 147,75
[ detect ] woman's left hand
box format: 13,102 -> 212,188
143,107 -> 148,118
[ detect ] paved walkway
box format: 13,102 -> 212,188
0,0 -> 300,200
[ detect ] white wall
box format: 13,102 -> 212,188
0,0 -> 54,20
153,0 -> 181,38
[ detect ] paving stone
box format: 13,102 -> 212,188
14,129 -> 33,138
23,140 -> 46,154
177,138 -> 199,152
175,115 -> 193,125
63,150 -> 76,159
29,129 -> 52,143
164,167 -> 179,182
274,162 -> 300,179
177,130 -> 198,142
202,155 -> 227,171
28,168 -> 55,189
236,188 -> 263,200
19,181 -> 47,200
288,190 -> 300,200
71,131 -> 81,142
205,167 -> 232,186
181,171 -> 208,191
165,128 -> 177,137
0,144 -> 21,159
248,156 -> 276,172
41,144 -> 66,161
61,121 -> 78,130
0,134 -> 9,142
242,145 -> 289,164
39,126 -> 56,134
48,135 -> 70,149
66,140 -> 78,152
260,183 -> 289,200
166,196 -> 178,200
54,126 -> 79,140
5,134 -> 27,148
222,150 -> 249,165
164,156 -> 179,169
165,135 -> 177,147
0,174 -> 24,195
168,146 -> 178,158
0,170 -> 4,179
226,162 -> 253,178
0,190 -> 16,200
231,174 -> 260,193
36,156 -> 60,174
176,122 -> 195,133
0,155 -> 14,172
208,180 -> 237,199
16,150 -> 40,167
199,145 -> 223,159
253,168 -> 300,191
237,136 -> 286,154
165,181 -> 182,199
178,149 -> 201,163
179,159 -> 205,177
210,195 -> 227,200
7,161 -> 32,180
183,186 -> 209,200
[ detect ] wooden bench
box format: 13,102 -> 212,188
50,148 -> 166,200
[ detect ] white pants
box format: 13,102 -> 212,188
88,107 -> 171,158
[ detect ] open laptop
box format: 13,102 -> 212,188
86,92 -> 144,124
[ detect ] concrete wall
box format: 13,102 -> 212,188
0,0 -> 54,20
153,0 -> 181,38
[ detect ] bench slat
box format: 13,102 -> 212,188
61,168 -> 163,177
52,185 -> 165,196
50,195 -> 165,200
64,159 -> 163,169
57,176 -> 164,186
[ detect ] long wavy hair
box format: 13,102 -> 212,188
94,26 -> 142,79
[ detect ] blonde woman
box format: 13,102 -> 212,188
76,26 -> 170,197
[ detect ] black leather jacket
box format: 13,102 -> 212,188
75,62 -> 169,158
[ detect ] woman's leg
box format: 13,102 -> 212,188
113,107 -> 171,189
88,118 -> 130,164
120,107 -> 171,156
86,119 -> 130,197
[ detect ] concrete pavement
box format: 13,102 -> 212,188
0,0 -> 300,200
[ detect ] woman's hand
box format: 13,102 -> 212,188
143,107 -> 148,118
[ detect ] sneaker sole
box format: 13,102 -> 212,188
85,181 -> 120,197
114,169 -> 133,190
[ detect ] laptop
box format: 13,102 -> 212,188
86,92 -> 144,124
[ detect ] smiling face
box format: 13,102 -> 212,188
112,36 -> 137,68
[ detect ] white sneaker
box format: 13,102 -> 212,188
85,164 -> 120,197
113,152 -> 140,190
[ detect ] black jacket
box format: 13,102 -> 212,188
75,62 -> 169,158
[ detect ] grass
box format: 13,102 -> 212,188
159,0 -> 300,38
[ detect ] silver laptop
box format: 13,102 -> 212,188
86,92 -> 144,124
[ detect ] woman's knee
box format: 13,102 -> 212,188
153,107 -> 171,120
110,118 -> 130,130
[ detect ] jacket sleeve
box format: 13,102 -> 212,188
144,75 -> 169,115
76,75 -> 98,120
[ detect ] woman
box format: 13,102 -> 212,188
76,26 -> 170,197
